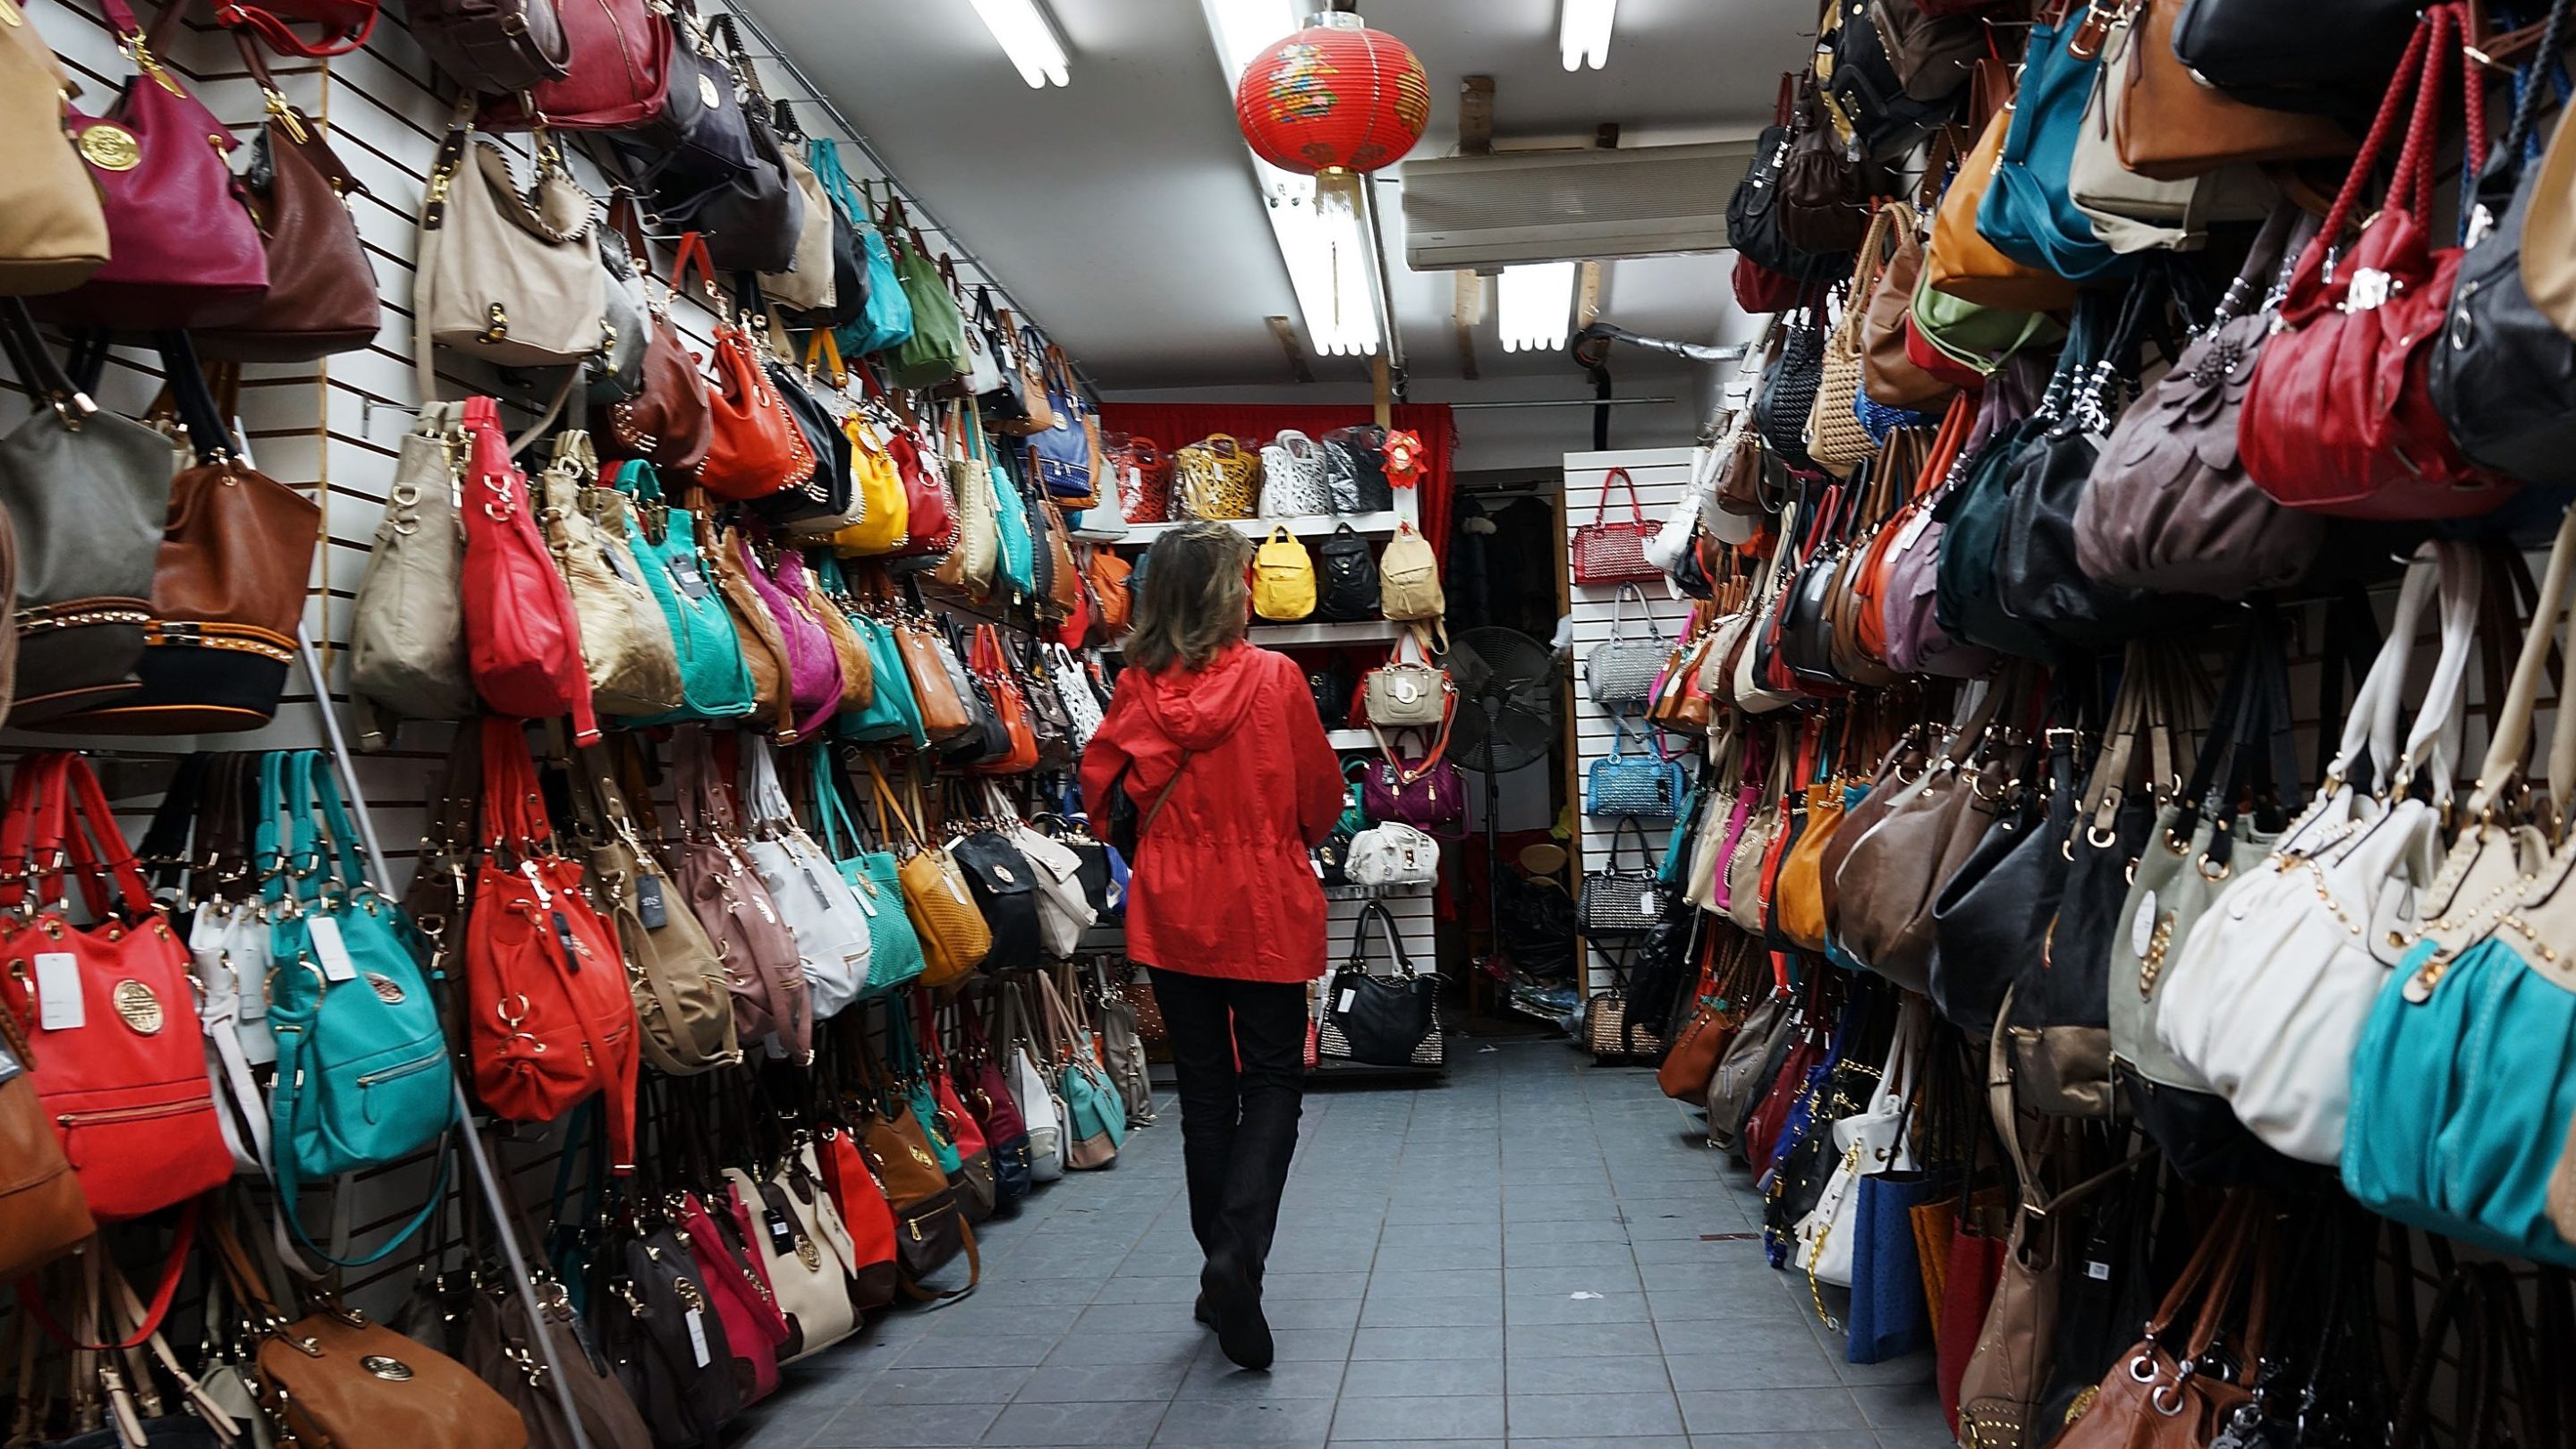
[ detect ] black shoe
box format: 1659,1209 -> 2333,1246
1200,1250 -> 1273,1371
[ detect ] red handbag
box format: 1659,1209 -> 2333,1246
0,753 -> 230,1223
464,718 -> 639,1168
1572,467 -> 1662,585
677,238 -> 816,501
2240,4 -> 2516,521
686,1189 -> 785,1403
884,410 -> 957,560
478,0 -> 672,131
815,1122 -> 899,1312
966,625 -> 1038,775
213,0 -> 376,55
33,0 -> 267,332
1732,255 -> 1805,316
459,396 -> 600,744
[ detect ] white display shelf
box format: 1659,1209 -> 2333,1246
1326,728 -> 1378,751
1248,619 -> 1403,647
1114,510 -> 1402,545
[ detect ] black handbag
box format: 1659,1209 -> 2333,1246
1314,522 -> 1383,622
2171,0 -> 2417,121
1928,726 -> 2074,1038
620,14 -> 801,275
1320,426 -> 1395,513
1818,0 -> 1953,161
1578,818 -> 1664,935
1308,657 -> 1353,728
1775,74 -> 1872,255
610,15 -> 757,210
1754,306 -> 1825,470
950,826 -> 1044,972
598,1224 -> 741,1449
1776,475 -> 1856,687
1322,902 -> 1437,1068
971,290 -> 1035,429
1727,75 -> 1845,282
2430,0 -> 2576,487
753,355 -> 855,530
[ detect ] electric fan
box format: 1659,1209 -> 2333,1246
1443,627 -> 1561,981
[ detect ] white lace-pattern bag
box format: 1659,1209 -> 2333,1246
1259,429 -> 1334,516
1048,643 -> 1105,748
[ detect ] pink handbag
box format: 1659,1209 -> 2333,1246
739,537 -> 843,743
35,0 -> 267,330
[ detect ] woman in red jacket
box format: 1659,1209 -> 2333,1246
1080,521 -> 1344,1371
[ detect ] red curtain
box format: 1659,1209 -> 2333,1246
1096,402 -> 1459,561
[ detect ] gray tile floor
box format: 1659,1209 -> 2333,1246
732,1037 -> 1947,1448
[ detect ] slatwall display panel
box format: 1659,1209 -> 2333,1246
1565,449 -> 1701,998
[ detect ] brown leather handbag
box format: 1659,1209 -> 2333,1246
600,205 -> 714,474
196,39 -> 379,362
1777,76 -> 1871,255
1657,928 -> 1764,1103
894,613 -> 973,741
0,13 -> 109,296
2114,0 -> 2349,180
1832,680 -> 2017,992
2052,1194 -> 2267,1449
1859,195 -> 1956,409
1925,99 -> 2080,312
0,1000 -> 92,1282
708,522 -> 795,739
213,1216 -> 530,1449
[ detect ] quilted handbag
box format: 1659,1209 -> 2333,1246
1580,818 -> 1667,934
1258,430 -> 1334,516
1174,435 -> 1259,521
1583,582 -> 1670,708
1588,719 -> 1688,822
1319,903 -> 1439,1068
1573,468 -> 1661,585
2240,6 -> 2517,522
1754,309 -> 1826,468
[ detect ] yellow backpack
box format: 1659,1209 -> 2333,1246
1251,525 -> 1317,621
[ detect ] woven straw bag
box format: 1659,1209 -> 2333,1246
1173,434 -> 1258,521
1806,280 -> 1875,479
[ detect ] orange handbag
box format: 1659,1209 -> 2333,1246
966,624 -> 1039,775
1086,549 -> 1132,634
1847,395 -> 1972,667
466,717 -> 641,1170
1923,104 -> 2080,313
673,233 -> 814,501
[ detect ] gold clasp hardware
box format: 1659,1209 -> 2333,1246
478,303 -> 510,344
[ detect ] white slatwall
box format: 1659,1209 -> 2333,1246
1565,449 -> 1701,999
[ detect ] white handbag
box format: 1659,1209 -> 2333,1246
1347,821 -> 1440,887
1049,643 -> 1105,747
1729,503 -> 1802,716
1004,981 -> 1066,1182
190,899 -> 275,1174
1258,429 -> 1334,516
2153,544 -> 2477,1165
1643,470 -> 1704,575
723,1155 -> 859,1362
739,739 -> 874,1020
1794,996 -> 1924,1289
994,787 -> 1097,957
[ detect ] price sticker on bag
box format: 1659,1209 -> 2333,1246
1337,987 -> 1357,1014
684,1308 -> 712,1368
307,916 -> 358,982
763,1207 -> 796,1257
667,554 -> 712,602
638,873 -> 668,930
34,953 -> 82,1031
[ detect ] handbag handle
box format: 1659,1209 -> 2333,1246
1342,900 -> 1413,977
1592,467 -> 1646,528
2286,8 -> 2479,309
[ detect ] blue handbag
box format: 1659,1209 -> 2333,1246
1587,718 -> 1688,820
1658,781 -> 1707,892
1974,15 -> 2139,284
261,751 -> 453,1262
1022,336 -> 1095,502
809,140 -> 913,356
607,462 -> 758,724
809,747 -> 928,997
1847,1169 -> 1944,1363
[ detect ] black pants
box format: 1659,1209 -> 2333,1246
1146,966 -> 1308,1280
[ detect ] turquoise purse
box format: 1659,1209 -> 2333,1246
819,556 -> 926,748
809,747 -> 928,996
1974,14 -> 2138,285
607,462 -> 758,724
887,996 -> 963,1174
261,751 -> 453,1262
809,140 -> 913,356
986,430 -> 1036,603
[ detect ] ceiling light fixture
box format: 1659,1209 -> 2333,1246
1560,0 -> 1615,70
1262,165 -> 1381,356
968,0 -> 1070,88
1200,0 -> 1301,84
1498,262 -> 1578,352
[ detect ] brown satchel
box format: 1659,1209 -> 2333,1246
894,613 -> 973,741
211,1215 -> 530,1449
2114,0 -> 2349,180
0,1001 -> 93,1282
709,521 -> 795,739
1860,192 -> 1957,409
1657,928 -> 1765,1103
1925,86 -> 2080,313
600,203 -> 715,475
2051,1194 -> 2268,1449
1832,678 -> 2020,993
196,38 -> 380,362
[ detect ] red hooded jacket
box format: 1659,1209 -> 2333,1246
1080,642 -> 1345,982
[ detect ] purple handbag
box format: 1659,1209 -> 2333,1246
1361,733 -> 1466,841
1879,370 -> 2040,679
739,537 -> 843,742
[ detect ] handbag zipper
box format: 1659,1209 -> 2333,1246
356,1053 -> 445,1089
57,1096 -> 204,1131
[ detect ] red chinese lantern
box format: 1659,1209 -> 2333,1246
1233,12 -> 1429,178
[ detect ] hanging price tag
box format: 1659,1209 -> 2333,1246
308,916 -> 358,982
638,874 -> 668,930
34,953 -> 81,1030
684,1308 -> 712,1368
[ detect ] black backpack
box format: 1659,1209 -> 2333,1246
1314,523 -> 1382,623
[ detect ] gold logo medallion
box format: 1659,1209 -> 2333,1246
360,1355 -> 413,1381
78,123 -> 140,173
365,972 -> 407,1005
794,1235 -> 820,1272
111,979 -> 163,1035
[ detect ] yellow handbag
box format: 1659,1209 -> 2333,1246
1251,525 -> 1317,621
1173,435 -> 1258,521
868,760 -> 992,987
807,333 -> 910,556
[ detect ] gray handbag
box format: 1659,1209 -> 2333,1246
1583,582 -> 1670,708
347,402 -> 475,747
587,223 -> 650,404
0,300 -> 170,724
1089,959 -> 1156,1125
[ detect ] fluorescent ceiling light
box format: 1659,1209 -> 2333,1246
969,0 -> 1070,88
1261,165 -> 1380,357
1200,0 -> 1301,84
1498,262 -> 1577,352
1561,0 -> 1615,70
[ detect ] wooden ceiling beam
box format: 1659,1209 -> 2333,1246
1264,316 -> 1315,384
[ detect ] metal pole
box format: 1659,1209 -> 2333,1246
292,625 -> 596,1449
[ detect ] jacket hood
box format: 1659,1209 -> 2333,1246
1137,642 -> 1266,751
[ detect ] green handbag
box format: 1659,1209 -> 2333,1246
262,750 -> 453,1263
886,219 -> 967,389
809,747 -> 928,997
606,462 -> 758,724
1909,274 -> 2065,381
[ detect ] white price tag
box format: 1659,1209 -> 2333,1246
1337,988 -> 1357,1013
685,1309 -> 712,1368
34,953 -> 81,1031
852,887 -> 877,919
307,916 -> 358,982
2130,893 -> 2159,960
1638,890 -> 1659,918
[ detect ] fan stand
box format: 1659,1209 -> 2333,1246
1463,692 -> 1555,1037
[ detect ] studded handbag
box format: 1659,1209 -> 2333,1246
1580,818 -> 1666,935
1583,582 -> 1670,708
1587,718 -> 1688,821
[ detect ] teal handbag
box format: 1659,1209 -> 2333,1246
1337,759 -> 1372,836
809,747 -> 928,996
818,555 -> 925,748
607,462 -> 758,724
809,141 -> 913,356
261,751 -> 453,1263
987,442 -> 1036,603
1974,14 -> 2138,284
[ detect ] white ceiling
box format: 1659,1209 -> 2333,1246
741,0 -> 1814,391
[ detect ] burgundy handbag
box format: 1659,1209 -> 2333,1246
1572,468 -> 1662,586
35,0 -> 267,332
212,0 -> 376,55
1361,733 -> 1466,840
478,0 -> 672,131
738,534 -> 842,743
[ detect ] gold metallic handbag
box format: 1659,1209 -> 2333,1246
538,431 -> 683,716
1173,434 -> 1258,521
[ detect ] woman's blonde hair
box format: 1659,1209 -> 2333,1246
1125,522 -> 1252,673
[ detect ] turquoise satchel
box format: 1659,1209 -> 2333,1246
828,558 -> 928,749
986,430 -> 1036,602
887,996 -> 964,1174
261,750 -> 453,1262
607,461 -> 758,724
1974,14 -> 2138,285
809,747 -> 928,997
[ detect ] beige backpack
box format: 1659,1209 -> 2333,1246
1377,522 -> 1445,648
